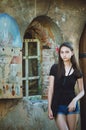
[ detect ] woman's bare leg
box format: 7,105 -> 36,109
55,114 -> 69,130
67,114 -> 79,130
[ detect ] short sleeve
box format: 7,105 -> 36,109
77,71 -> 83,79
49,64 -> 57,77
74,69 -> 83,79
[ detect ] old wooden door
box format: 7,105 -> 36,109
79,24 -> 86,130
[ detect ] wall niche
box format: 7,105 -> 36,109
0,13 -> 22,99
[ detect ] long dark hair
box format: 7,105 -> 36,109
57,42 -> 81,78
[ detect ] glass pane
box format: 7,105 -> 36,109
23,42 -> 25,56
29,79 -> 38,95
28,59 -> 38,76
22,80 -> 26,96
22,59 -> 25,77
28,42 -> 37,56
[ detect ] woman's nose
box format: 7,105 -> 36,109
63,53 -> 66,57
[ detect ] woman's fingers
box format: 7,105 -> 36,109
68,106 -> 75,112
48,110 -> 54,120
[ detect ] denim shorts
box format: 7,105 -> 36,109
57,102 -> 80,115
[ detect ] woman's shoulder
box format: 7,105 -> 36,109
51,63 -> 58,67
73,68 -> 83,79
51,63 -> 58,69
49,63 -> 58,76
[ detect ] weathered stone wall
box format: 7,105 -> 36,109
0,0 -> 86,43
41,49 -> 55,98
0,0 -> 86,130
0,0 -> 86,97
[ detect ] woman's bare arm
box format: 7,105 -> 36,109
74,77 -> 85,102
68,77 -> 85,112
48,76 -> 54,119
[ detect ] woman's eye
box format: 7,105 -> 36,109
65,51 -> 69,53
60,51 -> 64,54
60,51 -> 69,54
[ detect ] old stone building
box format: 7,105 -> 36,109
0,0 -> 86,130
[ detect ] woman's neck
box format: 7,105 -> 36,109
63,61 -> 73,76
64,61 -> 72,68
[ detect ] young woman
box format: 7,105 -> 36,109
48,42 -> 85,130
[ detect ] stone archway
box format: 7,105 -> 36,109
23,15 -> 63,98
79,23 -> 86,130
24,15 -> 62,47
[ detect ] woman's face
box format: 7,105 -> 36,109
60,46 -> 73,62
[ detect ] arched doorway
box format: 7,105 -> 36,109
79,24 -> 86,130
22,15 -> 62,98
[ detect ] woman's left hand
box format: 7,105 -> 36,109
68,99 -> 77,112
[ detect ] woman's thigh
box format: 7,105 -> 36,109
67,114 -> 79,130
55,114 -> 69,130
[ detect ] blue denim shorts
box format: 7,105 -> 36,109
57,102 -> 80,115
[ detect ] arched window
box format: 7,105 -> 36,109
22,39 -> 41,97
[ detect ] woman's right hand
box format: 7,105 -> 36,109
48,108 -> 54,120
68,98 -> 76,112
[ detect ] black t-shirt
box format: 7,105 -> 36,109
49,64 -> 83,117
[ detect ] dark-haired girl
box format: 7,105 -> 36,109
48,42 -> 85,130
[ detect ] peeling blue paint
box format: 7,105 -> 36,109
0,13 -> 22,48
